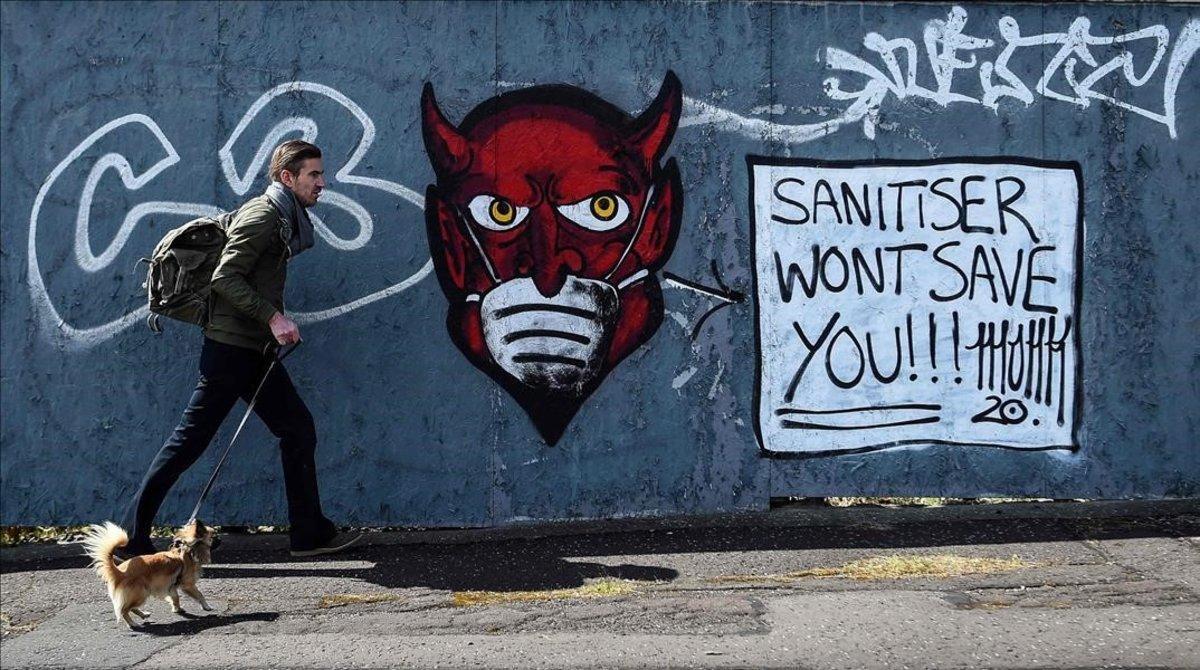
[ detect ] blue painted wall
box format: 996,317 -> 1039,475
2,2 -> 1197,526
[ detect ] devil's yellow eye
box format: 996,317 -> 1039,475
467,195 -> 528,231
558,192 -> 630,231
590,195 -> 618,221
489,199 -> 515,225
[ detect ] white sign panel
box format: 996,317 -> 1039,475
750,158 -> 1082,454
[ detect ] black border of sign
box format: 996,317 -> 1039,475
746,155 -> 1085,460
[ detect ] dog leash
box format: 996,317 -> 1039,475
187,340 -> 302,523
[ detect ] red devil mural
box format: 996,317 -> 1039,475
421,72 -> 683,444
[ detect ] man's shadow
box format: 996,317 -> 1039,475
6,501 -> 1197,595
200,501 -> 1199,591
206,542 -> 680,592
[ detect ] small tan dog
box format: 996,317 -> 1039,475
82,520 -> 220,630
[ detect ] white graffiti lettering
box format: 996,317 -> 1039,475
29,83 -> 433,351
217,81 -> 433,324
679,94 -> 867,144
824,6 -> 1200,139
28,114 -> 223,350
677,10 -> 1197,146
219,81 -> 426,251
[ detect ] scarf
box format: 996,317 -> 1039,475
264,181 -> 315,257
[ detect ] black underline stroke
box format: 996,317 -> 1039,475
780,416 -> 942,431
774,403 -> 941,416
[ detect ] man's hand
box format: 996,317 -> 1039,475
269,312 -> 301,345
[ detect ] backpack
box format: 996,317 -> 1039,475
141,211 -> 237,332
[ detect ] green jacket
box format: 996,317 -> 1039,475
205,196 -> 289,351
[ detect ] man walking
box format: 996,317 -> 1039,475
121,140 -> 356,558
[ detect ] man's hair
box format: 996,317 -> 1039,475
269,140 -> 322,183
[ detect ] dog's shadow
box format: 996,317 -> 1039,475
134,611 -> 278,636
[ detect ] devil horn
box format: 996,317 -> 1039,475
627,71 -> 682,167
421,83 -> 471,178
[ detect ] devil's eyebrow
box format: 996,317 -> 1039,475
596,165 -> 636,192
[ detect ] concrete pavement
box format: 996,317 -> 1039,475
2,500 -> 1198,669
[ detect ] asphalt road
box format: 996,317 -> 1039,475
2,500 -> 1198,669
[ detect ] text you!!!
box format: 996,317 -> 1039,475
753,160 -> 1080,454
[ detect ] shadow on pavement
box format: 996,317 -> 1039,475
206,552 -> 678,592
136,611 -> 280,636
199,503 -> 1199,592
5,501 -> 1197,594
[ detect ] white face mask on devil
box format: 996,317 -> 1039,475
461,189 -> 655,396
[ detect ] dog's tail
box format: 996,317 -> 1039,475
82,522 -> 128,583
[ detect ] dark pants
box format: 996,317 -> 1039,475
123,338 -> 329,547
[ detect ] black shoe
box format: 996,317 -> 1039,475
114,538 -> 158,561
289,531 -> 362,557
289,520 -> 362,557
